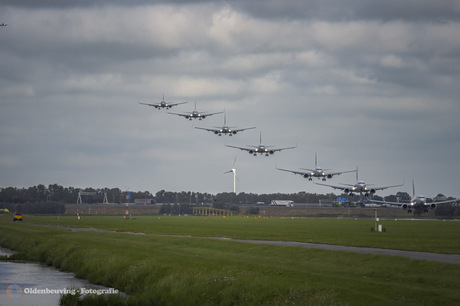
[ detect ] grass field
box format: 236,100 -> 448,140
13,214 -> 460,253
1,214 -> 460,305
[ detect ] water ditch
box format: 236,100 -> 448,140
0,247 -> 121,306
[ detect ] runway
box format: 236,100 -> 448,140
227,239 -> 460,265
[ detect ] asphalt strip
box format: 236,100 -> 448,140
22,223 -> 460,265
227,239 -> 460,265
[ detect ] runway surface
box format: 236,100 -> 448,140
225,238 -> 460,264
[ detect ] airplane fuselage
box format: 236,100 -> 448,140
248,144 -> 275,156
401,196 -> 434,212
214,126 -> 237,136
156,101 -> 169,109
312,167 -> 326,177
185,111 -> 203,120
344,181 -> 376,196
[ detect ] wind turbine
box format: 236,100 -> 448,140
224,156 -> 238,194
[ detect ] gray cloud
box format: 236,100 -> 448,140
0,1 -> 459,198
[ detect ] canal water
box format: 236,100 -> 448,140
0,248 -> 120,306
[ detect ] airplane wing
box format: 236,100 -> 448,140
201,111 -> 224,117
195,127 -> 219,133
231,127 -> 256,133
326,169 -> 357,177
277,167 -> 309,176
167,111 -> 188,117
268,145 -> 296,152
369,199 -> 404,207
431,198 -> 460,205
139,102 -> 160,108
226,144 -> 252,152
371,198 -> 459,207
371,183 -> 404,191
315,182 -> 347,191
168,102 -> 188,107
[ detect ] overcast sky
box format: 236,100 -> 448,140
1,1 -> 459,199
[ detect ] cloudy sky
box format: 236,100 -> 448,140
1,1 -> 459,198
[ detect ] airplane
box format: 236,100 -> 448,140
226,132 -> 296,156
0,23 -> 7,27
315,167 -> 403,199
195,112 -> 255,136
277,153 -> 356,181
139,94 -> 187,110
370,180 -> 459,213
167,102 -> 223,120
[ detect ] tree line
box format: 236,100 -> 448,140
0,184 -> 339,206
0,184 -> 458,216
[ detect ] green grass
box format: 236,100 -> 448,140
1,215 -> 460,305
9,214 -> 460,254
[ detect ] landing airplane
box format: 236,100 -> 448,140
139,94 -> 187,110
277,153 -> 356,181
316,167 -> 403,198
195,113 -> 255,136
0,23 -> 7,27
371,180 -> 459,213
227,132 -> 296,156
168,102 -> 223,120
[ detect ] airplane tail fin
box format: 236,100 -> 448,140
356,166 -> 359,181
412,179 -> 415,197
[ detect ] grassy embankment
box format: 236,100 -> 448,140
1,215 -> 460,305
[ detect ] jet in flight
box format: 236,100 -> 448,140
139,94 -> 187,110
316,167 -> 403,198
227,132 -> 296,156
371,180 -> 459,213
0,23 -> 7,27
277,153 -> 356,181
195,113 -> 255,136
168,102 -> 223,120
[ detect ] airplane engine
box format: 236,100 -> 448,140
214,131 -> 219,134
370,189 -> 376,194
344,188 -> 350,194
402,204 -> 408,209
430,203 -> 436,209
327,174 -> 333,179
303,174 -> 310,179
232,131 -> 237,134
185,116 -> 190,119
201,115 -> 206,119
248,150 -> 254,154
269,150 -> 275,155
